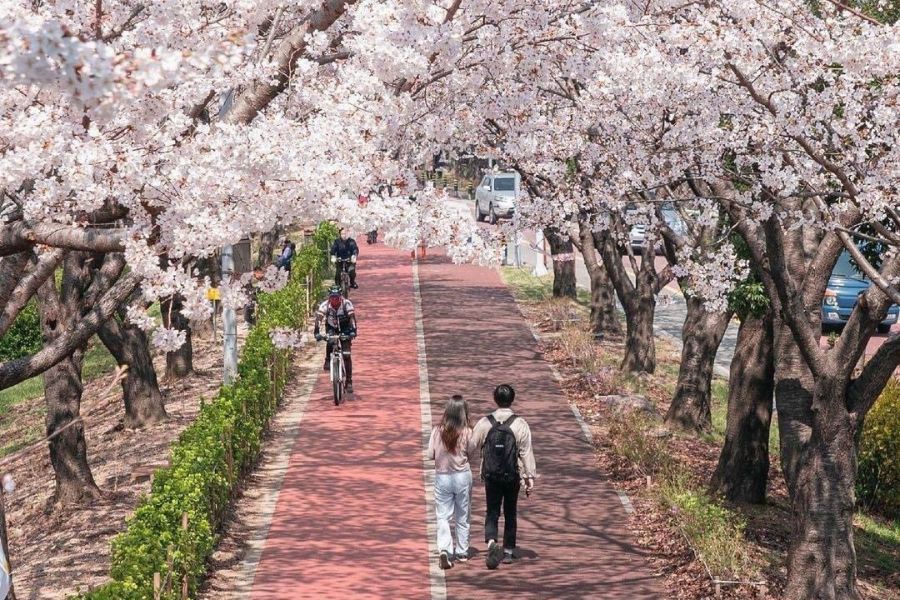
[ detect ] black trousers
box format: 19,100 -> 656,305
334,262 -> 357,286
484,479 -> 521,549
325,337 -> 352,382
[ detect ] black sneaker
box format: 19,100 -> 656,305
485,541 -> 503,570
345,382 -> 354,394
502,550 -> 515,564
455,550 -> 470,563
351,283 -> 359,289
439,551 -> 453,570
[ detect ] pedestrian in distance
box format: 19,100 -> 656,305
275,239 -> 295,271
427,395 -> 477,570
471,384 -> 536,570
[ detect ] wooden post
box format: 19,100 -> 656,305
153,573 -> 161,600
181,513 -> 189,599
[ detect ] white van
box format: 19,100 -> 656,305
474,172 -> 520,224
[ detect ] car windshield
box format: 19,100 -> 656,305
493,177 -> 516,191
832,251 -> 866,280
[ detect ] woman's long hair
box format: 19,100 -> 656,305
440,395 -> 470,453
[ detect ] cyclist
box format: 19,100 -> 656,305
330,227 -> 359,289
314,286 -> 358,393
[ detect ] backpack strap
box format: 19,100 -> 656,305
487,415 -> 498,427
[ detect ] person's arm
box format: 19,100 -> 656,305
470,417 -> 489,464
314,308 -> 324,338
351,239 -> 359,257
427,426 -> 437,460
330,240 -> 338,263
514,419 -> 537,492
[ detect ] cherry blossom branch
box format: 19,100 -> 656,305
0,222 -> 126,256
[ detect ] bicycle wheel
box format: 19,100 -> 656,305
331,352 -> 342,406
341,272 -> 350,298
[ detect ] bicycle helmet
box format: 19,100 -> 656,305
328,285 -> 343,308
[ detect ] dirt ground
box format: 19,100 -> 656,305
0,322 -> 239,600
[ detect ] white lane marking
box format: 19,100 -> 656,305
412,260 -> 448,600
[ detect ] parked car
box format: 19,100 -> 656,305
475,172 -> 520,224
822,250 -> 899,334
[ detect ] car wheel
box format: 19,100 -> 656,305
475,199 -> 485,222
489,205 -> 498,225
877,323 -> 892,334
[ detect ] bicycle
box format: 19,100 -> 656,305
319,332 -> 352,405
336,257 -> 353,298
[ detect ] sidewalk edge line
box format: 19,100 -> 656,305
234,351 -> 321,600
412,259 -> 448,600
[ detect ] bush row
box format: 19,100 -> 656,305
77,222 -> 337,599
858,378 -> 900,518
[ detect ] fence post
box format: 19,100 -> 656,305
153,573 -> 161,600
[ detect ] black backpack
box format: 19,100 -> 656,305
482,415 -> 519,483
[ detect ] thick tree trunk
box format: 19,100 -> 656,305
784,382 -> 861,600
773,315 -> 816,498
665,296 -> 732,432
161,295 -> 193,378
710,311 -> 774,503
36,256 -> 101,506
544,227 -> 577,299
98,316 -> 167,428
577,222 -> 621,339
42,351 -> 100,505
622,294 -> 656,373
257,225 -> 282,268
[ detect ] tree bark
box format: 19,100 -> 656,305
544,227 -> 577,299
621,292 -> 657,373
665,295 -> 732,432
710,311 -> 774,504
257,225 -> 283,268
784,381 -> 861,600
161,295 -> 193,378
577,221 -> 621,339
37,256 -> 101,506
98,316 -> 168,428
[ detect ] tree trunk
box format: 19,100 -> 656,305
710,311 -> 774,503
665,295 -> 732,432
36,257 -> 101,506
257,225 -> 282,268
773,315 -> 816,498
784,382 -> 861,600
577,221 -> 621,339
98,316 -> 168,428
161,295 -> 193,378
1,488 -> 17,600
544,227 -> 577,299
622,293 -> 656,373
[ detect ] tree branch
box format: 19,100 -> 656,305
0,272 -> 141,390
0,222 -> 125,256
0,249 -> 66,338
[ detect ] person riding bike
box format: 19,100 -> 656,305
331,227 -> 359,289
314,286 -> 358,393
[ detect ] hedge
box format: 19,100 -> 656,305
0,301 -> 42,361
77,222 -> 337,599
858,378 -> 900,518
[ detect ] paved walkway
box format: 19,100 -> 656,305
246,243 -> 663,599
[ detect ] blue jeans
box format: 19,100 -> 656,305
434,470 -> 473,556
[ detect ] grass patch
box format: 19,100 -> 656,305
0,337 -> 117,457
658,471 -> 753,580
855,513 -> 900,575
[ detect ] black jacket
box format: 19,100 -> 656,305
331,238 -> 359,260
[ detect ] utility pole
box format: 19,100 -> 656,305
533,229 -> 549,276
219,89 -> 238,385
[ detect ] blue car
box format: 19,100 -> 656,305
822,251 -> 899,334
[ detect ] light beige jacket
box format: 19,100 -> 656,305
471,408 -> 537,481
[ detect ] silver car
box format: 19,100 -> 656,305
475,172 -> 519,224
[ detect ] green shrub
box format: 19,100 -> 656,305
77,223 -> 336,600
858,379 -> 900,517
0,301 -> 42,361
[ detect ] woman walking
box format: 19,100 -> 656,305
427,395 -> 476,570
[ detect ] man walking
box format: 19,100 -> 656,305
471,384 -> 536,569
